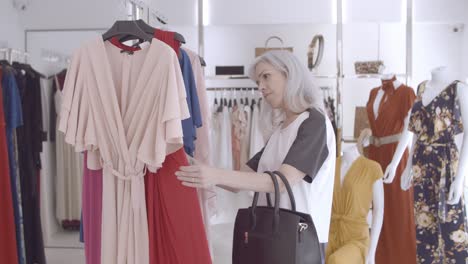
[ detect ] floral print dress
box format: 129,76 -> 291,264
409,80 -> 468,264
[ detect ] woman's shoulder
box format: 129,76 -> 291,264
298,108 -> 327,131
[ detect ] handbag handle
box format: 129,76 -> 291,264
273,171 -> 297,211
251,171 -> 280,230
265,171 -> 297,212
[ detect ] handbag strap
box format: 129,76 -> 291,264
251,171 -> 280,230
265,171 -> 296,212
273,171 -> 296,211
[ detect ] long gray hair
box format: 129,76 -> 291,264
248,50 -> 325,137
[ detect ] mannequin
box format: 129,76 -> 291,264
343,144 -> 384,264
387,66 -> 468,263
387,66 -> 468,204
365,74 -> 417,264
326,143 -> 384,264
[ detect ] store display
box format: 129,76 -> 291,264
354,61 -> 385,74
366,76 -> 417,264
307,34 -> 324,71
408,79 -> 468,263
326,148 -> 383,264
255,36 -> 293,57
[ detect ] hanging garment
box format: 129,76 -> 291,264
239,105 -> 251,167
366,83 -> 417,264
145,148 -> 212,264
247,108 -> 336,244
2,66 -> 25,264
179,48 -> 203,156
408,81 -> 467,263
0,67 -> 20,264
326,157 -> 383,264
183,47 -> 217,259
13,63 -> 47,264
231,104 -> 241,170
249,101 -> 264,158
82,152 -> 103,264
183,48 -> 211,164
54,75 -> 83,229
59,38 -> 189,264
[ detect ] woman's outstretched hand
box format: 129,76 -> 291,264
176,158 -> 221,189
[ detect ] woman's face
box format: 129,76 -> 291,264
255,62 -> 287,109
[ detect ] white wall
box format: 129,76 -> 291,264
204,24 -> 337,77
0,1 -> 24,51
206,0 -> 334,25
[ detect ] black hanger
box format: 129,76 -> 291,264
199,56 -> 206,67
0,60 -> 11,66
103,20 -> 153,44
223,98 -> 228,106
240,98 -> 244,105
245,97 -> 249,106
119,19 -> 186,45
214,98 -> 218,105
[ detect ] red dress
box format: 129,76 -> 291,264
0,69 -> 20,264
145,149 -> 211,264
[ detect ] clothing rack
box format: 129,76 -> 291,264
0,48 -> 30,63
206,87 -> 258,91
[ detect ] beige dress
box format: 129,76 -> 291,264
54,88 -> 83,225
59,38 -> 189,264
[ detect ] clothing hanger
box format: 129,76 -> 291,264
103,20 -> 153,44
12,61 -> 46,78
119,19 -> 186,45
0,59 -> 11,66
199,56 -> 206,67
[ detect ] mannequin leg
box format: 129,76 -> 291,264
439,196 -> 468,263
326,243 -> 363,264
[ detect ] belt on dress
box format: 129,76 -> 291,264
415,140 -> 456,147
101,160 -> 147,210
369,133 -> 402,147
331,214 -> 368,227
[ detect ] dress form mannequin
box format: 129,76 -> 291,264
340,145 -> 384,264
388,66 -> 468,205
373,74 -> 403,119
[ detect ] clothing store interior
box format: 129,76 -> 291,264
1,0 -> 468,263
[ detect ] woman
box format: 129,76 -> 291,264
176,50 -> 336,262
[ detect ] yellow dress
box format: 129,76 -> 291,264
326,156 -> 383,264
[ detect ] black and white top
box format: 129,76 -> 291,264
247,108 -> 336,243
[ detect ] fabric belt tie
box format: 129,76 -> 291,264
369,133 -> 401,147
331,214 -> 368,226
102,161 -> 147,210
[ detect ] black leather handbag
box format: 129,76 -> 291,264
232,171 -> 322,264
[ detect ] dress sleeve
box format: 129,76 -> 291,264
139,51 -> 188,172
246,147 -> 265,172
407,85 -> 420,133
283,109 -> 329,183
401,86 -> 416,119
371,160 -> 384,182
58,48 -> 97,153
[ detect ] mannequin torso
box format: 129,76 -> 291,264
341,145 -> 361,185
421,67 -> 455,106
336,144 -> 384,264
373,74 -> 403,119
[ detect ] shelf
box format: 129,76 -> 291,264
311,74 -> 338,79
342,73 -> 407,79
205,75 -> 249,80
